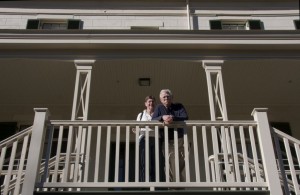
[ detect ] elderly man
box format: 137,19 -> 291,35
152,89 -> 188,183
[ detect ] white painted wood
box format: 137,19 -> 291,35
134,125 -> 139,182
71,60 -> 95,121
154,126 -> 160,182
239,126 -> 251,188
202,61 -> 228,121
94,126 -> 101,182
63,125 -> 74,182
193,126 -> 200,182
23,119 -> 271,192
4,141 -> 18,195
22,108 -> 49,195
84,126 -> 92,182
125,126 -> 130,183
202,126 -> 210,182
53,126 -> 64,182
284,138 -> 300,194
73,126 -> 83,182
174,128 -> 180,182
164,126 -> 170,182
230,126 -> 241,183
186,0 -> 191,30
183,128 -> 190,182
211,126 -> 221,182
249,126 -> 262,183
220,126 -> 231,181
145,126 -> 149,183
252,108 -> 283,195
0,146 -> 7,176
104,126 -> 111,182
114,126 -> 120,182
272,129 -> 290,195
42,181 -> 268,188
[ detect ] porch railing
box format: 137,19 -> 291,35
32,119 -> 270,191
273,127 -> 300,195
1,108 -> 289,194
0,126 -> 32,195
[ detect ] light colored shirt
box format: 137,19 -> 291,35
136,110 -> 154,139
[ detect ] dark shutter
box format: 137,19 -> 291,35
210,20 -> 222,30
26,19 -> 40,29
294,20 -> 300,29
67,19 -> 81,29
248,20 -> 262,30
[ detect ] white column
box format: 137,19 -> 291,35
202,60 -> 228,121
22,108 -> 50,195
71,60 -> 95,121
252,108 -> 283,195
186,0 -> 191,30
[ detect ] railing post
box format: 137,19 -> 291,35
252,108 -> 283,195
22,108 -> 50,195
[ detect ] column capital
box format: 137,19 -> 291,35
74,60 -> 95,70
202,60 -> 224,70
34,108 -> 50,117
251,108 -> 268,116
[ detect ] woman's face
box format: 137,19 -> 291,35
145,98 -> 155,110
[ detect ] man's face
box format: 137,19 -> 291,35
160,92 -> 172,107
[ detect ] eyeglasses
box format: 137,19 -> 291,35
162,95 -> 171,99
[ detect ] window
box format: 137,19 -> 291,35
130,26 -> 159,30
294,20 -> 300,30
26,19 -> 82,30
210,20 -> 263,30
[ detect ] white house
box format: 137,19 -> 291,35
0,0 -> 299,194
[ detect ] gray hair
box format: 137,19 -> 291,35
159,89 -> 173,97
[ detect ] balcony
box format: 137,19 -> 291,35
1,108 -> 299,195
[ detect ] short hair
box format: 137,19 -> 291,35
159,89 -> 173,97
145,95 -> 155,102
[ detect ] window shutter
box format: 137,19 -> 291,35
210,20 -> 222,30
294,20 -> 300,29
26,19 -> 40,29
248,20 -> 262,30
67,19 -> 81,29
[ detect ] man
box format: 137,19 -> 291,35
152,89 -> 188,183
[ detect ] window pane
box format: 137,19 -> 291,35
222,23 -> 246,30
42,23 -> 67,30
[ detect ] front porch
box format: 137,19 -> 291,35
2,108 -> 298,195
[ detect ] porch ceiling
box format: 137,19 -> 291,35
0,58 -> 300,133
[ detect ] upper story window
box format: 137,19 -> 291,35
210,20 -> 263,30
294,20 -> 300,30
26,19 -> 82,30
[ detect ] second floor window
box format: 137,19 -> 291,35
26,19 -> 82,30
210,20 -> 263,30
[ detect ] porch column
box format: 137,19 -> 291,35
202,60 -> 228,121
252,108 -> 283,195
71,60 -> 95,121
22,108 -> 50,195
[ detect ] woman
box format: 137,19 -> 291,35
135,95 -> 156,182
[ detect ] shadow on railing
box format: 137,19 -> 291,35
0,126 -> 32,195
273,128 -> 300,195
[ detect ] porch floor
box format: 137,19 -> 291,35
34,190 -> 270,195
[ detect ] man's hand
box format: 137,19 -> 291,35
162,115 -> 173,125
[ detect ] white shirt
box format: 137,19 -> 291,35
136,110 -> 154,138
